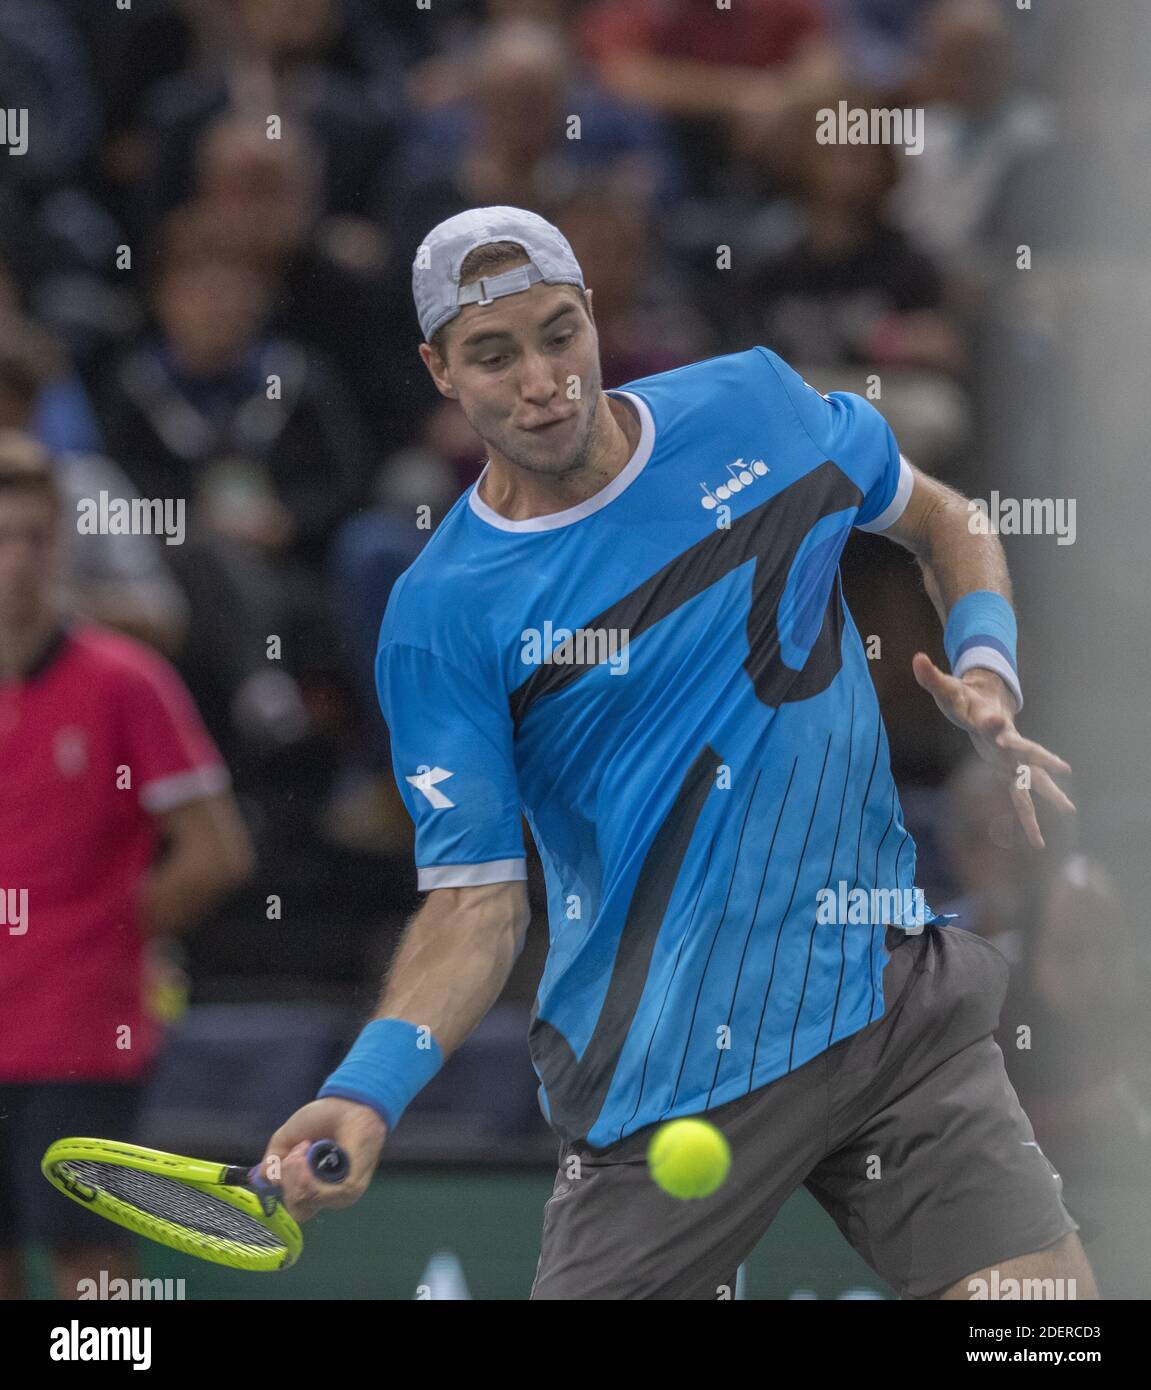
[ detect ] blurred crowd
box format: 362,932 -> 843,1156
0,0 -> 1146,1202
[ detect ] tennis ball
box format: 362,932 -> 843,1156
647,1118 -> 731,1199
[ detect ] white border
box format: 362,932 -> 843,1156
417,858 -> 528,891
856,454 -> 915,533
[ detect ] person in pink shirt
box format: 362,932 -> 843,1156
0,431 -> 254,1300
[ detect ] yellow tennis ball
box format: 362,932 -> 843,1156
647,1118 -> 731,1199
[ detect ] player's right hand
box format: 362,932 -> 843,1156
259,1098 -> 389,1222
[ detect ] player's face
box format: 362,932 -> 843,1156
434,284 -> 603,479
0,490 -> 59,625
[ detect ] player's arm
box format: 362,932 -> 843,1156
867,458 -> 1076,847
263,879 -> 530,1219
754,346 -> 1076,847
139,791 -> 255,937
367,880 -> 530,1053
261,628 -> 530,1218
874,460 -> 1014,690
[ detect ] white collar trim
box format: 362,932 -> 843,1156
467,390 -> 654,533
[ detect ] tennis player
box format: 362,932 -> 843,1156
264,207 -> 1098,1300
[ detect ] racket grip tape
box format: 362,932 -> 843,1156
306,1139 -> 350,1184
247,1138 -> 350,1212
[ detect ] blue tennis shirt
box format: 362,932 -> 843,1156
377,346 -> 949,1147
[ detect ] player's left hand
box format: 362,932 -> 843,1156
911,652 -> 1076,850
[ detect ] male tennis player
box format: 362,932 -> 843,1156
264,206 -> 1098,1300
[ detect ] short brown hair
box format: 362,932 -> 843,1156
428,239 -> 586,361
0,430 -> 62,516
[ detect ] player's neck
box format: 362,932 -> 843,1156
478,394 -> 641,522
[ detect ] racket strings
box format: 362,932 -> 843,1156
59,1159 -> 284,1251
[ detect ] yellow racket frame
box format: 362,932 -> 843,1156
41,1137 -> 303,1272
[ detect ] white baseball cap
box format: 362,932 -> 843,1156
412,205 -> 585,343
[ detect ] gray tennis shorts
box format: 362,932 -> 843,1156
530,923 -> 1078,1300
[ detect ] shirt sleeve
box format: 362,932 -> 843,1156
115,644 -> 230,813
753,345 -> 914,532
376,639 -> 526,892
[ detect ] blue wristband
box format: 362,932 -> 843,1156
317,1019 -> 444,1132
943,590 -> 1022,712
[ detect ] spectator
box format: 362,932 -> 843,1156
406,0 -> 587,109
827,0 -> 938,87
580,0 -> 832,195
939,758 -> 1150,1178
0,249 -> 113,456
101,243 -> 365,562
95,230 -> 367,753
133,0 -> 400,237
0,432 -> 254,1300
727,89 -> 970,472
555,183 -> 717,384
385,17 -> 680,259
997,854 -> 1142,1164
0,313 -> 187,654
0,154 -> 139,378
938,753 -> 1046,960
893,0 -> 1056,285
0,0 -> 101,197
49,0 -> 195,205
177,114 -> 419,450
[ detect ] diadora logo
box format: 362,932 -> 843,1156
699,458 -> 769,510
406,765 -> 455,809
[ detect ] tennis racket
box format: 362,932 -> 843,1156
41,1136 -> 349,1271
